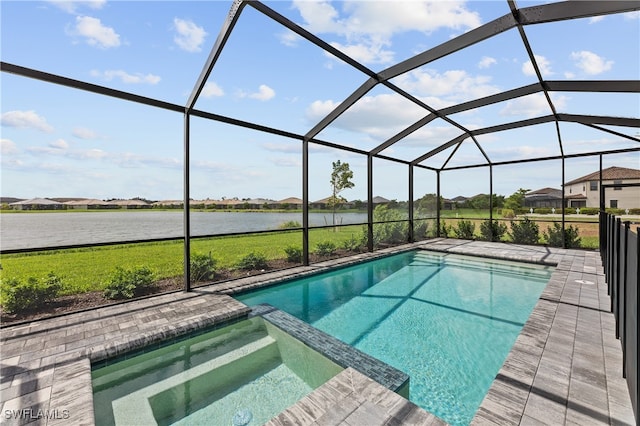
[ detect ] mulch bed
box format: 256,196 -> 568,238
0,254 -> 343,326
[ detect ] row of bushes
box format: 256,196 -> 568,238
444,218 -> 581,247
0,242 -> 351,314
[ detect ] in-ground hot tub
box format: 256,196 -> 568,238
92,314 -> 343,425
92,305 -> 409,426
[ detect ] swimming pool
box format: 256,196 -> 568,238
236,250 -> 553,425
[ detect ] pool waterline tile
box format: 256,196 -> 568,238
0,240 -> 635,426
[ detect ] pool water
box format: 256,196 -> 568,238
92,317 -> 343,425
237,250 -> 553,425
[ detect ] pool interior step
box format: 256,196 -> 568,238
112,335 -> 279,425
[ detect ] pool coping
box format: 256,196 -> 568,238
1,240 -> 636,425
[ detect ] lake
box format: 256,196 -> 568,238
0,211 -> 368,251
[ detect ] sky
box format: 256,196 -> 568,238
1,0 -> 639,203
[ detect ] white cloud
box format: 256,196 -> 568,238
306,93 -> 426,140
173,18 -> 207,52
278,30 -> 301,47
47,0 -> 106,14
73,127 -> 99,139
624,11 -> 640,20
1,110 -> 54,133
478,56 -> 496,69
71,16 -> 120,48
292,0 -> 481,65
262,142 -> 300,154
239,84 -> 276,101
589,16 -> 605,24
328,40 -> 394,64
90,69 -> 161,84
499,93 -> 568,118
396,68 -> 500,104
522,55 -> 552,77
202,82 -> 224,98
304,67 -> 502,144
271,156 -> 302,167
49,139 -> 69,149
570,50 -> 613,75
1,139 -> 19,155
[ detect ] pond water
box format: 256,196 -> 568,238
0,211 -> 367,250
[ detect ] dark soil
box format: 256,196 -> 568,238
0,255 -> 341,326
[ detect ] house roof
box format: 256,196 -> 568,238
10,198 -> 61,205
565,194 -> 587,200
372,196 -> 390,204
565,167 -> 640,186
64,199 -> 111,206
110,199 -> 149,206
278,197 -> 303,204
526,188 -> 562,196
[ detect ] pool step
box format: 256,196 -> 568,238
111,335 -> 278,425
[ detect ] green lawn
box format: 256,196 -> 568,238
0,226 -> 363,298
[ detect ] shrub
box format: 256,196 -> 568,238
414,220 -> 429,240
606,208 -> 625,215
279,220 -> 301,229
563,207 -> 576,214
509,217 -> 540,245
501,208 -> 516,219
314,241 -> 337,256
534,208 -> 552,214
440,221 -> 451,238
342,235 -> 365,253
190,252 -> 217,282
453,220 -> 475,240
236,252 -> 268,270
480,220 -> 507,242
629,208 -> 640,215
104,266 -> 154,300
359,205 -> 408,249
579,207 -> 599,215
544,223 -> 581,248
284,246 -> 302,263
1,273 -> 63,313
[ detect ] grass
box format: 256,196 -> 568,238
0,211 -> 609,305
0,226 -> 363,299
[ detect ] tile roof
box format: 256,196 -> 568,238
565,166 -> 640,185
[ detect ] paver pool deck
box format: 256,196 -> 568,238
0,240 -> 636,425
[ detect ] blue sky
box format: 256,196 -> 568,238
1,0 -> 639,202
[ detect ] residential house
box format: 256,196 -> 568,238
64,199 -> 116,209
524,188 -> 563,209
9,198 -> 64,210
277,197 -> 303,209
564,166 -> 640,209
109,199 -> 151,209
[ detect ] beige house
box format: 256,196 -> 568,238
564,166 -> 640,209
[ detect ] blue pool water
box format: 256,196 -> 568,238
236,250 -> 553,425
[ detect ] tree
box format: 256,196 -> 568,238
504,188 -> 529,211
415,193 -> 441,213
328,160 -> 354,228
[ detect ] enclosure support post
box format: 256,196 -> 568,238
489,165 -> 494,229
302,139 -> 309,265
436,170 -> 441,238
408,164 -> 414,243
561,156 -> 566,248
367,154 -> 374,252
183,112 -> 191,291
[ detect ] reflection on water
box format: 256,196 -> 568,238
0,211 -> 367,250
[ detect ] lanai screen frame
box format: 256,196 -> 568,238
2,0 -> 639,291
